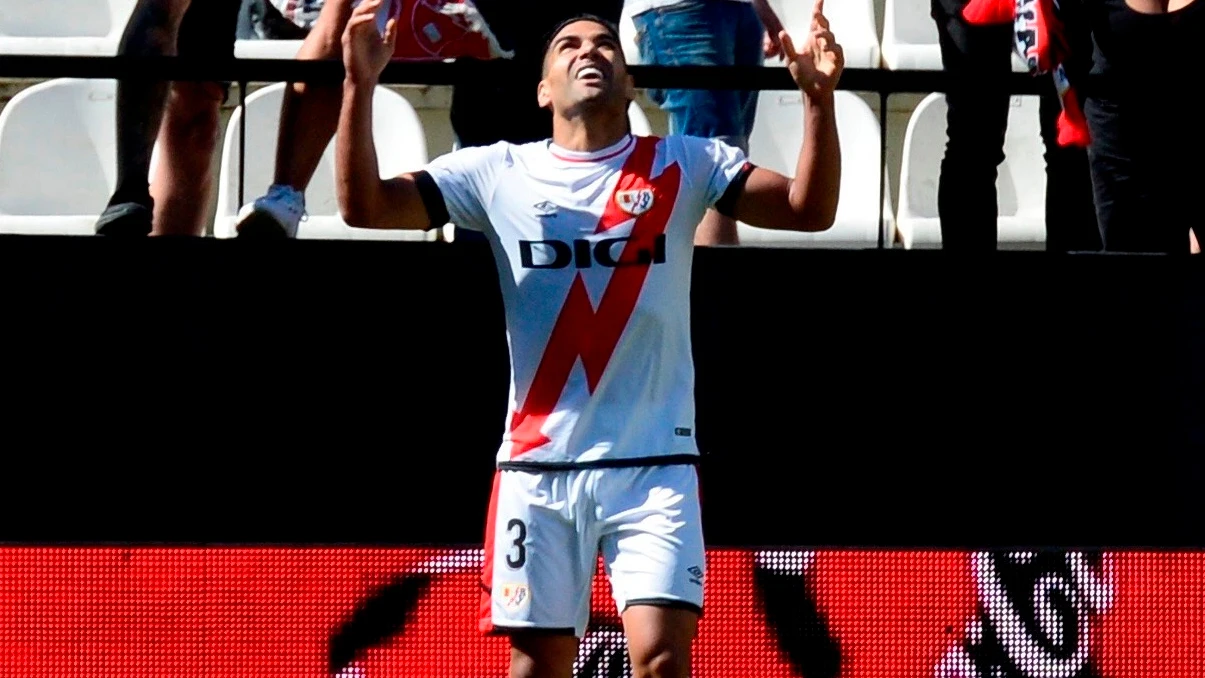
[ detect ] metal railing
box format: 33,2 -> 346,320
0,55 -> 1049,248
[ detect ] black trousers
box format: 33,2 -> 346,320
1084,91 -> 1205,254
932,0 -> 1100,252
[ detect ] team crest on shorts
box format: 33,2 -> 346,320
500,583 -> 530,612
616,189 -> 655,216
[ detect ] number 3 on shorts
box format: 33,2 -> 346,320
505,518 -> 527,569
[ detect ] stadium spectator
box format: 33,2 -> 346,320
95,0 -> 243,237
932,0 -> 1100,251
1080,0 -> 1205,254
631,0 -> 787,246
334,2 -> 843,676
234,0 -> 624,240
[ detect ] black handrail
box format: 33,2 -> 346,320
0,54 -> 1053,249
0,55 -> 1049,95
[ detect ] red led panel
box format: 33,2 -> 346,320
0,548 -> 1199,676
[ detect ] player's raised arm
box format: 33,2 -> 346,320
730,0 -> 843,232
336,0 -> 433,230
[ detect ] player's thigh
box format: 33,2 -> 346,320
483,470 -> 595,637
599,464 -> 705,616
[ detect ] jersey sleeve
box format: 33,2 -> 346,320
695,137 -> 755,218
420,142 -> 508,234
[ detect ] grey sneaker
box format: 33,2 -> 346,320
234,184 -> 306,239
95,201 -> 153,237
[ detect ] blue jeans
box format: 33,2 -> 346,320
633,0 -> 765,153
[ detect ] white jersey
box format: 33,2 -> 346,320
425,134 -> 750,468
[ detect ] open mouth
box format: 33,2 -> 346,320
575,65 -> 606,83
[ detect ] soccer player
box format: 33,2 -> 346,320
335,0 -> 844,676
95,0 -> 243,237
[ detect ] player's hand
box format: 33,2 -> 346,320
342,0 -> 397,87
781,0 -> 844,101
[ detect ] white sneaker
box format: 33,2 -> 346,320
235,184 -> 306,238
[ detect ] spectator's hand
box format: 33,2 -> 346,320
343,0 -> 397,87
752,0 -> 786,60
764,31 -> 784,60
782,0 -> 843,100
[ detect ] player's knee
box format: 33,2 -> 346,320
507,651 -> 544,678
630,646 -> 688,678
508,631 -> 578,678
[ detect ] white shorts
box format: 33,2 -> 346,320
478,463 -> 705,637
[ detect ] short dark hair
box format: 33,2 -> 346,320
540,13 -> 623,64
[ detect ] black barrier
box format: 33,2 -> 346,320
0,55 -> 1061,250
0,55 -> 1050,94
0,236 -> 1199,548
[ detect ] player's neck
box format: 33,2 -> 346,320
550,110 -> 630,153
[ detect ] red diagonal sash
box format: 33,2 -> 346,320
508,137 -> 682,457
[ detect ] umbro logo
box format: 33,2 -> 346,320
534,201 -> 558,217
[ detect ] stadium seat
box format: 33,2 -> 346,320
895,92 -> 1046,249
214,82 -> 437,240
739,90 -> 896,249
628,102 -> 653,137
880,0 -> 1026,71
767,0 -> 881,69
0,0 -> 137,55
620,3 -> 641,66
880,0 -> 942,70
0,78 -> 136,235
233,39 -> 304,60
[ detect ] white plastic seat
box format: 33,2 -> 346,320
0,0 -> 137,55
215,82 -> 436,240
233,39 -> 304,60
766,0 -> 881,69
0,79 -> 131,234
895,92 -> 1046,249
881,0 -> 943,70
739,90 -> 895,249
620,2 -> 642,66
881,0 -> 1026,71
628,101 -> 653,136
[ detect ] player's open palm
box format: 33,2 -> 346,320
782,0 -> 844,100
343,0 -> 397,86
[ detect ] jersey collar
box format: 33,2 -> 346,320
548,134 -> 635,163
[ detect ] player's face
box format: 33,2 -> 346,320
538,21 -> 633,114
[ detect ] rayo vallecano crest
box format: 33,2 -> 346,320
615,188 -> 655,216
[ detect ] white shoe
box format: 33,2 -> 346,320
235,184 -> 306,238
